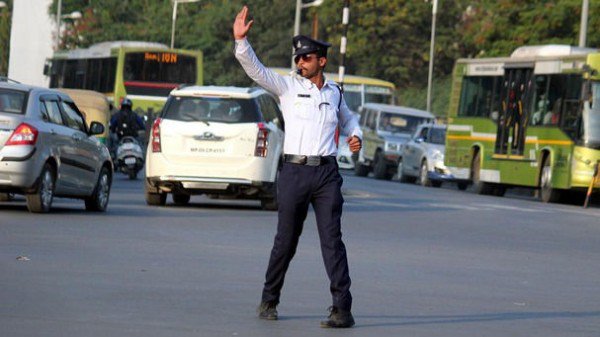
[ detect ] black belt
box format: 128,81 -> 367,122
283,154 -> 336,166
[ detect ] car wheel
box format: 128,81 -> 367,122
172,193 -> 191,205
145,179 -> 166,206
354,161 -> 370,177
540,157 -> 561,203
419,160 -> 432,187
128,170 -> 138,180
373,152 -> 391,180
85,167 -> 112,212
457,182 -> 469,191
26,163 -> 55,213
398,158 -> 416,184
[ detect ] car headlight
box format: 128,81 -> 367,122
385,142 -> 399,152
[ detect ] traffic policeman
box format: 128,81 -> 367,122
233,6 -> 362,329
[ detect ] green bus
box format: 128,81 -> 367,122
46,41 -> 203,115
445,45 -> 600,202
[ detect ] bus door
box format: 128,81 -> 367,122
495,66 -> 534,156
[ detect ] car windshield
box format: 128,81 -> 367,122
378,112 -> 428,134
0,89 -> 26,114
162,96 -> 261,123
429,128 -> 446,145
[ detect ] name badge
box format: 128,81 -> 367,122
297,94 -> 311,98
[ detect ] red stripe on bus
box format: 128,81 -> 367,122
124,81 -> 179,89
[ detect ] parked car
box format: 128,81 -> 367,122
398,123 -> 452,187
0,82 -> 113,213
144,86 -> 284,210
354,103 -> 434,179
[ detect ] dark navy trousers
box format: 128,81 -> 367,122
261,160 -> 352,311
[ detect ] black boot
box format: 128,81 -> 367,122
257,301 -> 278,320
320,306 -> 355,328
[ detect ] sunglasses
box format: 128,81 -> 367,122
294,54 -> 319,64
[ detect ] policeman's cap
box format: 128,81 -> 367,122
292,35 -> 331,57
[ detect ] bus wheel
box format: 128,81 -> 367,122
540,158 -> 561,203
471,151 -> 494,195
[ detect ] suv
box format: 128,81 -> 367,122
0,82 -> 113,213
354,103 -> 434,180
145,86 -> 284,210
398,123 -> 451,187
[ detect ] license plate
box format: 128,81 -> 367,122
124,157 -> 136,165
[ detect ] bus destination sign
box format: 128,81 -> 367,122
144,52 -> 179,64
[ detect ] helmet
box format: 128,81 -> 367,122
121,98 -> 133,110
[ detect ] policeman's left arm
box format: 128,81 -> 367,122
337,97 -> 362,153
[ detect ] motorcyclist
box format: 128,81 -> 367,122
109,98 -> 145,141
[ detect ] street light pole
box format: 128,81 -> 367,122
291,0 -> 325,68
170,0 -> 178,49
56,0 -> 62,49
579,0 -> 589,48
426,0 -> 438,113
170,0 -> 200,49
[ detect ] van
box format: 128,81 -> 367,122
354,103 -> 434,180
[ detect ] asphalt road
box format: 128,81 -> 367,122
1,170 -> 600,337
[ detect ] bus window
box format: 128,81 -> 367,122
458,76 -> 501,118
343,91 -> 361,112
531,75 -> 550,126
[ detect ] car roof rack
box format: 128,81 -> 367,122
0,76 -> 21,84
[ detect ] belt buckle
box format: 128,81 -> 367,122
306,156 -> 321,166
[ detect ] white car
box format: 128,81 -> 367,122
144,86 -> 284,210
397,123 -> 452,187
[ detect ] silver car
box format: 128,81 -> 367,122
0,81 -> 113,213
398,123 -> 452,187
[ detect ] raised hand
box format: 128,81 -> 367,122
233,6 -> 254,40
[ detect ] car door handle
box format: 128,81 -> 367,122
50,129 -> 56,135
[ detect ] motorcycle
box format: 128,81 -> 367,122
115,136 -> 144,180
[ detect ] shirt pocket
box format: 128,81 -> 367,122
293,98 -> 313,119
322,104 -> 338,127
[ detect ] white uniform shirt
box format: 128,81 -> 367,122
234,38 -> 362,156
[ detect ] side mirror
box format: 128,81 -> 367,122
89,121 -> 105,136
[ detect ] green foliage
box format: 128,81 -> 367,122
0,0 -> 12,77
398,75 -> 453,118
36,0 -> 600,115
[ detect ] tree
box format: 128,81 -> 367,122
0,0 -> 12,77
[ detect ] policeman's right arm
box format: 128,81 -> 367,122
233,6 -> 288,96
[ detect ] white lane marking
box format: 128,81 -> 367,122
473,203 -> 552,213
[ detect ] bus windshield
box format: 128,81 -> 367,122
343,85 -> 393,112
124,52 -> 197,83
